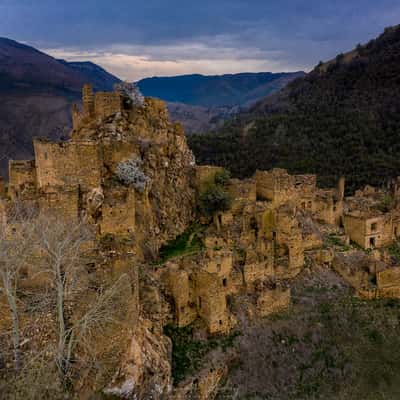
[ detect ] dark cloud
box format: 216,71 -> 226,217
1,0 -> 400,79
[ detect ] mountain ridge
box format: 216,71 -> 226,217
137,71 -> 305,108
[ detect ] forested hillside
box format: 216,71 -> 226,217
189,25 -> 400,193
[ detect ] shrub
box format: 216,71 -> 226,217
214,169 -> 231,186
164,324 -> 240,385
376,194 -> 394,213
158,223 -> 204,263
387,240 -> 400,263
116,156 -> 150,193
199,184 -> 232,217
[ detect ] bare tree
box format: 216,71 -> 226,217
0,209 -> 134,397
34,213 -> 132,381
0,203 -> 36,372
65,273 -> 132,375
33,213 -> 95,376
6,273 -> 132,400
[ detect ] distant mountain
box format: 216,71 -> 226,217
57,60 -> 119,91
188,25 -> 400,193
165,102 -> 241,134
0,38 -> 302,177
137,72 -> 305,107
137,72 -> 304,132
0,38 -> 120,178
0,38 -> 83,91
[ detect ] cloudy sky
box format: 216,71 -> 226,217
1,0 -> 400,80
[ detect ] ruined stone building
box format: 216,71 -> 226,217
2,83 -> 195,255
3,84 -> 400,398
162,165 -> 339,334
343,184 -> 400,249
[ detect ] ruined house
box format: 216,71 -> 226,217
343,184 -> 400,249
254,168 -> 345,226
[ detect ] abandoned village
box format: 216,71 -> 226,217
2,83 -> 400,399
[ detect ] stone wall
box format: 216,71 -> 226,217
0,177 -> 5,198
333,252 -> 400,299
254,169 -> 294,205
392,215 -> 400,241
166,267 -> 197,328
194,165 -> 224,193
195,270 -> 231,334
164,259 -> 234,334
71,103 -> 82,130
254,169 -> 316,208
315,190 -> 343,225
38,185 -> 80,221
94,92 -> 122,120
343,214 -> 393,249
72,84 -> 123,130
294,174 -> 317,211
204,252 -> 233,282
244,261 -> 274,286
274,207 -> 305,277
100,186 -> 135,236
82,83 -> 95,118
377,267 -> 400,298
8,159 -> 36,200
228,179 -> 257,215
0,198 -> 7,228
379,215 -> 394,247
332,252 -> 371,291
34,138 -> 102,191
343,214 -> 367,248
101,139 -> 140,175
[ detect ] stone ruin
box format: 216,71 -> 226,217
3,84 -> 400,398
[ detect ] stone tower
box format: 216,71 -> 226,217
338,176 -> 345,200
82,84 -> 95,118
71,103 -> 81,130
0,176 -> 5,198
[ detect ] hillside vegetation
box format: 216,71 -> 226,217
188,25 -> 400,193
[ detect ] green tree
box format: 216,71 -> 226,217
199,184 -> 232,217
214,169 -> 231,186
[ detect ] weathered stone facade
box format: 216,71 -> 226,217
72,84 -> 124,129
343,184 -> 400,249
